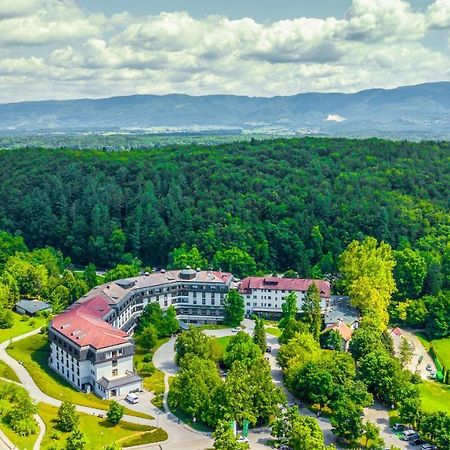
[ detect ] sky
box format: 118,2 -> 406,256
1,0 -> 450,103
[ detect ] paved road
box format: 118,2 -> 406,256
0,323 -> 414,450
391,328 -> 436,380
364,404 -> 412,450
152,321 -> 335,449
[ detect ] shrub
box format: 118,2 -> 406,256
51,430 -> 61,440
0,308 -> 14,329
143,353 -> 153,363
20,314 -> 30,322
139,363 -> 155,377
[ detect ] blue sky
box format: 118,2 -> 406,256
79,0 -> 432,21
1,0 -> 449,102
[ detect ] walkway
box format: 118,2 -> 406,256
0,328 -> 214,449
0,329 -> 152,426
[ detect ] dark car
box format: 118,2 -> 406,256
266,346 -> 272,353
411,438 -> 426,446
392,423 -> 407,432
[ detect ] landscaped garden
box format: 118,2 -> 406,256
0,311 -> 47,343
38,403 -> 167,449
133,338 -> 168,409
6,333 -> 152,419
265,326 -> 281,337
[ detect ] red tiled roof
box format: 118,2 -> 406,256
391,327 -> 402,336
239,276 -> 330,297
325,321 -> 353,341
51,295 -> 129,350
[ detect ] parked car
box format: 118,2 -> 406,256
420,444 -> 437,450
266,346 -> 272,353
392,423 -> 407,432
426,364 -> 433,371
237,436 -> 249,444
401,429 -> 418,441
125,393 -> 139,404
411,438 -> 426,446
231,327 -> 242,332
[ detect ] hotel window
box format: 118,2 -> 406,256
112,360 -> 118,367
112,369 -> 118,377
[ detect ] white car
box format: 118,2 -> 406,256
125,393 -> 139,404
237,436 -> 249,443
231,327 -> 242,332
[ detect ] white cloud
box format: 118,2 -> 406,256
427,0 -> 450,28
0,0 -> 449,102
0,0 -> 41,19
344,0 -> 427,41
0,0 -> 105,46
326,114 -> 346,122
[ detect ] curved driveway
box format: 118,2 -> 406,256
1,323 -> 412,450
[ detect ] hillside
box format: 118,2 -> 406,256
2,82 -> 450,139
0,137 -> 448,276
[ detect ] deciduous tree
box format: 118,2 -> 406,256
279,292 -> 298,329
107,400 -> 124,425
301,284 -> 322,340
57,402 -> 79,432
339,237 -> 396,329
252,317 -> 266,352
223,290 -> 244,327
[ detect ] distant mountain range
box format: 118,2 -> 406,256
2,82 -> 450,140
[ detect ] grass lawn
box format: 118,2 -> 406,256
6,333 -> 151,419
0,311 -> 47,343
196,324 -> 230,331
415,332 -> 431,352
0,359 -> 20,382
266,327 -> 281,337
134,338 -> 168,395
419,381 -> 450,414
0,381 -> 38,450
0,421 -> 37,450
431,337 -> 450,370
211,335 -> 232,361
38,403 -> 167,450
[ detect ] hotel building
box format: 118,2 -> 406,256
48,268 -> 234,398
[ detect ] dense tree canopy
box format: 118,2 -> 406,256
0,138 -> 447,279
339,237 -> 396,329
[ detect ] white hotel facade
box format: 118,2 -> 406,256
49,268 -> 330,399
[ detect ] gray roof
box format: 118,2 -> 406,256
16,300 -> 51,313
97,373 -> 142,390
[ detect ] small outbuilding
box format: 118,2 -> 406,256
15,299 -> 51,316
323,319 -> 353,351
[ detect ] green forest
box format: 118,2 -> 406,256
0,137 -> 449,329
0,138 -> 448,274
